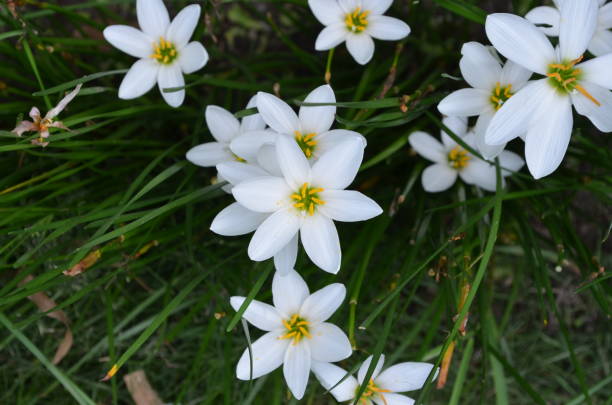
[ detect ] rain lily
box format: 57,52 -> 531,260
485,2 -> 612,179
231,269 -> 352,400
437,42 -> 531,159
309,0 -> 411,65
409,117 -> 524,193
12,84 -> 82,147
231,135 -> 383,274
103,0 -> 208,107
312,354 -> 436,405
526,0 -> 612,56
256,85 -> 365,160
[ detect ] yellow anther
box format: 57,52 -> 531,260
294,131 -> 318,158
345,7 -> 371,33
490,82 -> 513,111
291,183 -> 325,215
357,379 -> 392,404
448,147 -> 470,170
547,55 -> 599,105
150,36 -> 178,64
575,84 -> 601,106
279,314 -> 311,345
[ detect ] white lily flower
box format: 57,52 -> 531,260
12,84 -> 82,147
437,42 -> 531,159
256,85 -> 365,160
526,0 -> 612,56
312,354 -> 436,405
309,0 -> 411,65
485,1 -> 612,179
231,269 -> 352,400
103,0 -> 208,107
409,117 -> 525,193
231,136 -> 383,274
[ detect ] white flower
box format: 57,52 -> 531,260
231,269 -> 352,400
231,135 -> 383,274
485,1 -> 612,179
437,42 -> 531,159
526,0 -> 612,56
309,0 -> 411,65
312,353 -> 436,405
186,96 -> 275,168
103,0 -> 208,107
409,117 -> 525,193
256,85 -> 366,160
12,84 -> 82,147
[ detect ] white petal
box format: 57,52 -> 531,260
46,83 -> 82,119
273,269 -> 310,317
346,33 -> 375,65
300,214 -> 341,274
367,16 -> 411,41
571,82 -> 612,132
408,131 -> 446,163
437,88 -> 490,117
210,202 -> 267,236
241,95 -> 267,132
316,129 -> 367,157
118,59 -> 159,100
421,164 -> 458,193
248,209 -> 301,261
373,393 -> 415,405
559,0 -> 598,61
362,0 -> 393,15
499,150 -> 525,174
206,105 -> 241,143
216,162 -> 269,185
315,24 -> 349,51
459,160 -> 498,192
257,144 -> 283,177
308,323 -> 352,362
525,6 -> 561,36
273,234 -> 298,276
308,0 -> 344,25
376,362 -> 435,392
339,0 -> 360,14
318,190 -> 383,222
137,0 -> 170,38
311,361 -> 358,402
230,297 -> 282,331
232,176 -> 291,213
230,130 -> 277,163
485,13 -> 554,75
500,60 -> 532,89
276,135 -> 311,189
358,354 -> 386,384
578,54 -> 612,90
588,29 -> 612,57
103,25 -> 153,58
166,4 -> 200,48
300,284 -> 346,323
474,113 -> 506,159
485,79 -> 551,145
459,42 -> 502,90
186,142 -> 231,167
158,64 -> 185,107
283,342 -> 311,400
256,92 -> 300,135
525,94 -> 573,179
236,330 -> 289,380
299,85 -> 336,135
600,2 -> 612,29
178,42 -> 208,74
441,115 -> 468,146
311,137 -> 364,190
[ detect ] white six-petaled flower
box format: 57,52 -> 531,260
526,0 -> 612,57
309,0 -> 411,65
312,353 -> 436,405
231,135 -> 383,274
409,117 -> 524,193
485,1 -> 612,179
231,269 -> 352,400
437,42 -> 531,159
103,0 -> 208,107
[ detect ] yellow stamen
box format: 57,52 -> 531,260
290,183 -> 325,215
345,7 -> 371,33
547,55 -> 600,105
490,82 -> 513,111
150,36 -> 178,64
279,314 -> 311,345
448,147 -> 470,170
575,85 -> 601,106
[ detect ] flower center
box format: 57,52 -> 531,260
490,82 -> 513,111
345,7 -> 370,33
294,131 -> 317,158
151,37 -> 178,65
291,183 -> 325,216
279,314 -> 311,344
546,56 -> 600,106
232,152 -> 246,163
448,147 -> 470,170
357,379 -> 391,404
